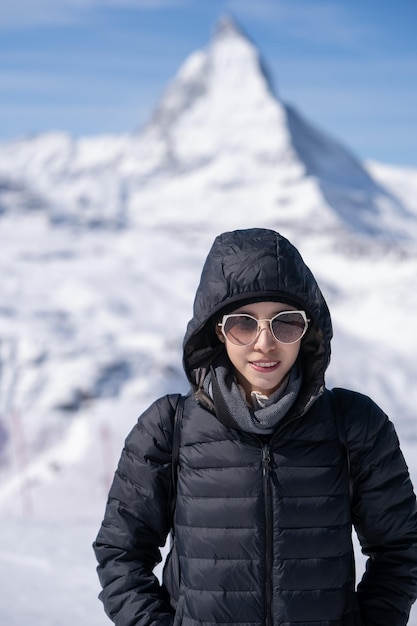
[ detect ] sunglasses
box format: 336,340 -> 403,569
218,311 -> 310,346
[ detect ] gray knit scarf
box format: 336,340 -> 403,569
205,359 -> 302,435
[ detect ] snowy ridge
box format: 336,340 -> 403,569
366,160 -> 417,215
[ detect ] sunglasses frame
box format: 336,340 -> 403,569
218,310 -> 310,346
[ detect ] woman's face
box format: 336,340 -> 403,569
216,301 -> 302,401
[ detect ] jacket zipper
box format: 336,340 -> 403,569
262,444 -> 273,626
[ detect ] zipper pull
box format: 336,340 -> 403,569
262,445 -> 271,476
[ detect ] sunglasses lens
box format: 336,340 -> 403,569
271,312 -> 307,343
223,315 -> 258,345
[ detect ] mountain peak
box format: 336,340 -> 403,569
144,14 -> 287,172
138,18 -> 414,240
209,14 -> 276,96
212,14 -> 246,40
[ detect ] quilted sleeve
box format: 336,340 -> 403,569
93,395 -> 178,626
345,391 -> 417,626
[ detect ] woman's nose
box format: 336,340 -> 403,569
253,322 -> 276,350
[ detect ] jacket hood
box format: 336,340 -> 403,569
183,228 -> 333,413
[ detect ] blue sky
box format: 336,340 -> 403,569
0,0 -> 416,166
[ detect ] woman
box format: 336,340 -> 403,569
94,228 -> 417,625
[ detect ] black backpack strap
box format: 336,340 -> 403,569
170,394 -> 184,528
329,388 -> 353,502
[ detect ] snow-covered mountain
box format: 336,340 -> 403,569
1,11 -> 417,508
0,17 -> 417,625
1,17 -> 416,239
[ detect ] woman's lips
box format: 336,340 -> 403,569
249,361 -> 280,372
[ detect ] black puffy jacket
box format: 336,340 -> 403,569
94,229 -> 417,626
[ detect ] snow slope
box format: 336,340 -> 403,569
0,16 -> 417,626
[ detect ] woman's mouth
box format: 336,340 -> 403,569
250,361 -> 280,372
